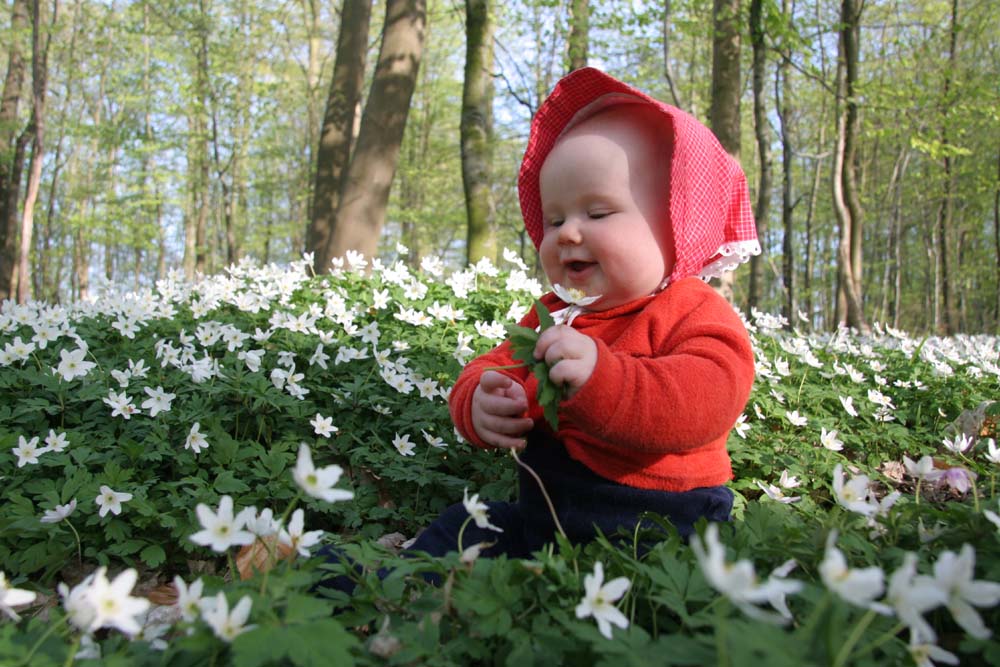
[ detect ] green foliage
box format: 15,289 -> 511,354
1,259 -> 999,665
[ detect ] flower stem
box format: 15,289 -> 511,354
483,362 -> 530,372
832,609 -> 876,667
510,449 -> 566,541
849,621 -> 905,660
66,521 -> 83,567
715,599 -> 730,667
456,515 -> 473,553
62,634 -> 81,667
18,615 -> 69,667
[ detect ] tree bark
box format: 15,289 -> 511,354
777,0 -> 795,324
0,0 -> 29,300
567,0 -> 589,72
17,0 -> 56,304
709,0 -> 741,302
935,0 -> 959,333
462,0 -> 496,264
994,147 -> 1000,332
328,0 -> 427,262
747,0 -> 768,313
308,0 -> 372,273
832,0 -> 866,331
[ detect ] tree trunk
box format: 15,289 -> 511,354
832,0 -> 866,331
709,0 -> 741,302
777,0 -> 795,324
328,0 -> 427,262
567,0 -> 589,72
308,0 -> 372,273
462,0 -> 496,264
0,0 -> 29,300
747,0 -> 768,313
994,147 -> 1000,332
936,0 -> 959,334
17,0 -> 56,304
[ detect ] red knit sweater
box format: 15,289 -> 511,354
449,277 -> 755,492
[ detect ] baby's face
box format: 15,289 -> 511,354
538,111 -> 673,311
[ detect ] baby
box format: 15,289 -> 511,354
402,67 -> 760,558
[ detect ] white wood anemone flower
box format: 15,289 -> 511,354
550,284 -> 602,326
575,561 -> 631,639
690,524 -> 803,624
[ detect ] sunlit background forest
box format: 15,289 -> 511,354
0,0 -> 998,334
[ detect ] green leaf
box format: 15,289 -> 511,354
213,470 -> 251,494
140,544 -> 166,568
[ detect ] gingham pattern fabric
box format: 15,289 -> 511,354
518,67 -> 760,283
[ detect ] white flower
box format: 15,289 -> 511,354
984,438 -> 1000,464
310,413 -> 338,438
41,498 -> 77,524
819,532 -> 890,612
885,552 -> 948,643
422,430 -> 446,449
141,386 -> 176,417
185,422 -> 209,454
85,567 -> 150,636
785,410 -> 808,427
59,573 -> 97,631
292,443 -> 353,503
931,544 -> 1000,639
103,390 -> 138,419
44,429 -> 69,452
733,414 -> 750,439
54,347 -> 96,382
552,283 -> 602,307
278,508 -> 324,557
575,561 -> 630,639
909,637 -> 959,667
690,524 -> 803,624
867,388 -> 894,409
755,480 -> 800,504
12,435 -> 44,467
0,571 -> 37,621
237,348 -> 264,372
392,432 -> 415,456
241,507 -> 280,537
462,488 -> 503,532
95,485 -> 133,518
832,464 -> 878,516
173,576 -> 204,622
903,455 -> 943,482
941,433 -> 974,455
200,592 -> 255,642
820,427 -> 844,451
189,495 -> 255,552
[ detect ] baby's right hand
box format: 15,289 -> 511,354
471,371 -> 534,450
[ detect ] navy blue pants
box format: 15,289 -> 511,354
317,437 -> 733,591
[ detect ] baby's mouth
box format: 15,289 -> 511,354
566,260 -> 595,273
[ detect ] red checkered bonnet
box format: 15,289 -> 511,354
518,68 -> 760,284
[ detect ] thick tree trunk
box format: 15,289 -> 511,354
462,0 -> 496,264
709,0 -> 741,302
308,0 -> 372,273
17,0 -> 55,304
567,0 -> 589,72
747,0 -> 768,313
832,0 -> 866,332
0,0 -> 29,300
328,0 -> 427,261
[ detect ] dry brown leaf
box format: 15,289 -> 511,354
236,536 -> 295,580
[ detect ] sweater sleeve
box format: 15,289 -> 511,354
448,301 -> 551,449
560,282 -> 754,453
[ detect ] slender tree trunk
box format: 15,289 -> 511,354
0,0 -> 29,299
661,0 -> 683,108
747,0 -> 768,313
328,0 -> 427,261
709,0 -> 741,302
567,0 -> 589,72
832,0 -> 866,331
994,147 -> 1000,331
936,0 -> 959,333
462,0 -> 496,264
17,0 -> 56,304
308,0 -> 372,273
777,0 -> 795,323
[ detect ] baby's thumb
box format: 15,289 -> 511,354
479,370 -> 512,393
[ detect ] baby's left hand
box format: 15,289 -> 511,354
533,325 -> 597,399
